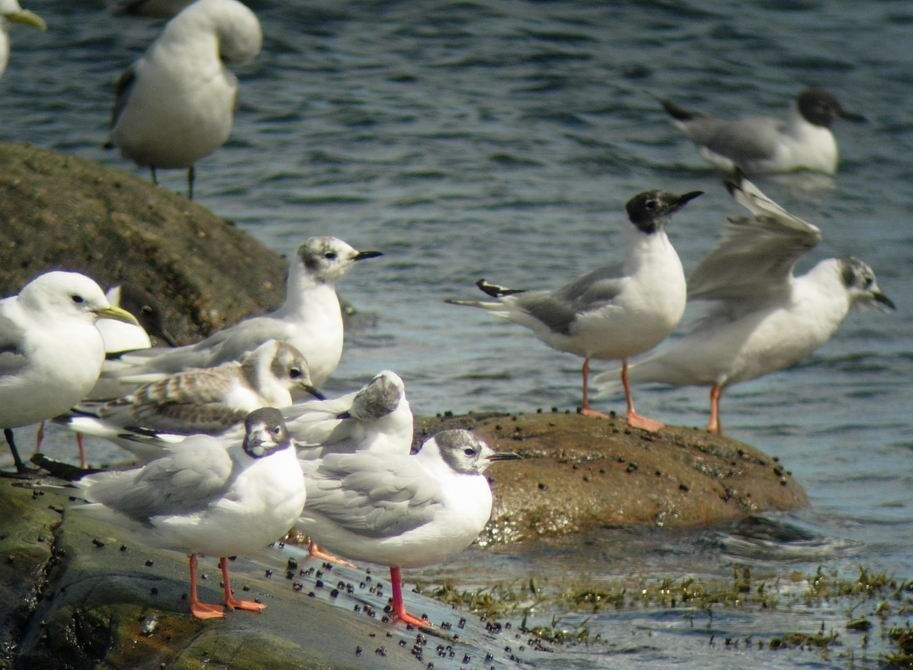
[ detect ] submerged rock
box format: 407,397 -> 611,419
416,412 -> 808,544
0,142 -> 287,344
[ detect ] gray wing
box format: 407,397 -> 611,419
111,65 -> 136,129
688,177 -> 822,302
301,453 -> 442,539
513,264 -> 625,335
78,436 -> 235,522
682,116 -> 782,163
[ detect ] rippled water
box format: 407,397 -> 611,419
2,1 -> 912,667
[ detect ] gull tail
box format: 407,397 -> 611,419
659,98 -> 698,122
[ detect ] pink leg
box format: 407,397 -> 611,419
621,359 -> 664,432
188,554 -> 224,619
389,567 -> 429,628
220,557 -> 266,612
580,357 -> 609,418
707,384 -> 722,435
307,540 -> 355,567
76,433 -> 86,469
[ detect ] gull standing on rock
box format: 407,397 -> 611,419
75,408 -> 306,619
597,174 -> 895,435
102,236 -> 383,393
109,0 -> 262,198
660,88 -> 865,175
0,0 -> 45,79
59,340 -> 322,461
0,272 -> 137,473
447,189 -> 701,431
296,429 -> 520,627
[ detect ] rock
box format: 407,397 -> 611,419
0,142 -> 286,344
0,481 -> 532,669
415,412 -> 808,543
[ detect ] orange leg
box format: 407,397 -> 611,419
188,554 -> 224,619
389,567 -> 430,628
580,357 -> 609,418
621,359 -> 664,432
220,557 -> 265,612
307,541 -> 355,567
707,384 -> 722,435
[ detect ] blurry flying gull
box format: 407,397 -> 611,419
660,88 -> 865,175
75,408 -> 306,619
447,189 -> 701,432
596,173 -> 895,434
0,0 -> 45,79
0,272 -> 137,473
296,429 -> 520,627
109,0 -> 262,198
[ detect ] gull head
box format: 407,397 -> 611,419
241,340 -> 324,400
433,430 -> 521,475
170,0 -> 261,65
839,257 -> 895,312
296,236 -> 383,284
625,190 -> 703,235
344,370 -> 405,421
242,407 -> 291,458
18,271 -> 139,326
797,88 -> 866,128
0,0 -> 46,31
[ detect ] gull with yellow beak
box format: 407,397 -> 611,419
0,0 -> 46,79
0,271 -> 138,473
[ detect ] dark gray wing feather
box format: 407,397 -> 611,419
111,65 -> 137,129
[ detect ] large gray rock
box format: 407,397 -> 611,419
0,142 -> 286,343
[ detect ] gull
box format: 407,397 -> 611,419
0,0 -> 45,79
59,340 -> 323,462
108,0 -> 262,198
74,408 -> 306,619
660,88 -> 866,175
0,272 -> 137,473
596,173 -> 895,435
102,236 -> 382,394
284,370 -> 412,453
447,189 -> 702,431
296,429 -> 520,627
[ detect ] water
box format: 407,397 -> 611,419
2,1 -> 912,667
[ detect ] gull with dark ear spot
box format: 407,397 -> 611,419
0,0 -> 46,79
447,188 -> 701,432
108,0 -> 262,198
0,272 -> 137,474
58,340 -> 321,462
597,173 -> 894,435
296,429 -> 520,628
74,408 -> 306,620
659,87 -> 865,175
101,236 -> 382,396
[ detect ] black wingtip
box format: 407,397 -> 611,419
659,98 -> 695,121
724,167 -> 748,196
475,279 -> 525,298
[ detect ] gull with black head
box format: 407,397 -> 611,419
597,173 -> 895,435
659,87 -> 865,175
447,189 -> 701,431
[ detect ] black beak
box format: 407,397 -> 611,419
872,292 -> 896,310
487,451 -> 522,462
305,385 -> 326,400
336,410 -> 352,419
675,191 -> 704,208
354,250 -> 383,261
837,107 -> 866,123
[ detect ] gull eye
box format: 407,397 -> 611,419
289,367 -> 302,379
463,448 -> 477,456
272,426 -> 282,435
645,200 -> 657,210
324,251 -> 337,260
71,294 -> 85,304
